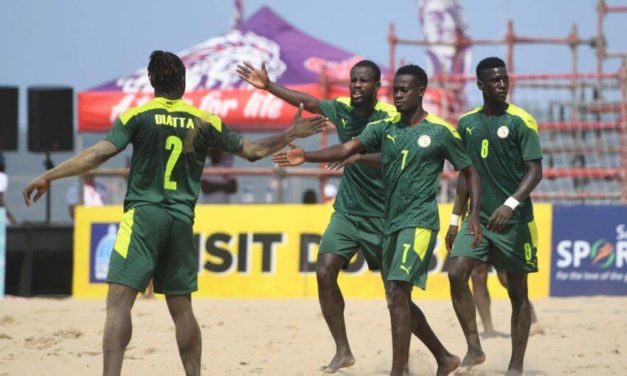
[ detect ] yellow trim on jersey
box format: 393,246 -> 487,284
506,104 -> 538,133
374,101 -> 397,117
459,106 -> 482,119
113,208 -> 135,259
426,113 -> 461,140
366,111 -> 401,127
120,98 -> 223,132
413,227 -> 432,261
336,97 -> 352,108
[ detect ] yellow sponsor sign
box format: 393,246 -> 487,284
73,204 -> 551,299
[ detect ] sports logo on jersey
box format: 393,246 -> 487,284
465,127 -> 473,135
340,118 -> 348,127
497,125 -> 509,138
386,134 -> 397,143
418,135 -> 432,148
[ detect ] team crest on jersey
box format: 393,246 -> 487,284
417,135 -> 431,148
497,125 -> 509,138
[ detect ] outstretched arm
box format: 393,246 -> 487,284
487,160 -> 542,232
272,139 -> 365,167
327,152 -> 382,170
23,140 -> 120,206
235,104 -> 328,162
237,62 -> 322,114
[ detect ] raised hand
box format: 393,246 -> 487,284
23,177 -> 49,207
289,103 -> 328,138
236,61 -> 270,90
272,143 -> 305,167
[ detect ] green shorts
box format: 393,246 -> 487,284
382,227 -> 438,289
107,204 -> 198,295
318,211 -> 384,270
451,219 -> 539,273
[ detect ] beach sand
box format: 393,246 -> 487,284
1,296 -> 626,375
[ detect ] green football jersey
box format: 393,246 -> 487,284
319,97 -> 397,217
457,103 -> 543,225
105,97 -> 243,224
357,113 -> 472,234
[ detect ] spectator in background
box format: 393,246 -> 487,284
66,174 -> 110,220
302,188 -> 318,204
200,149 -> 237,203
0,153 -> 16,224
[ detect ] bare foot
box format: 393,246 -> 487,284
320,352 -> 355,374
529,322 -> 545,336
436,353 -> 461,376
454,350 -> 485,375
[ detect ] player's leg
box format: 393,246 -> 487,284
385,228 -> 458,375
448,222 -> 491,372
408,302 -> 460,375
103,206 -> 165,376
156,215 -> 202,375
103,283 -> 138,376
496,269 -> 544,335
504,272 -> 530,375
316,253 -> 355,373
491,220 -> 539,375
385,280 -> 413,376
316,211 -> 360,373
471,262 -> 495,335
165,294 -> 201,376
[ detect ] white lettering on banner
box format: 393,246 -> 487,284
244,91 -> 284,119
199,92 -> 239,118
617,241 -> 627,268
556,240 -> 591,268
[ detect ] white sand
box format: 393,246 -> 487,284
1,296 -> 626,375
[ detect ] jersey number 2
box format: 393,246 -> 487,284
164,136 -> 182,190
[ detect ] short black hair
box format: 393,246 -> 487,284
352,60 -> 381,82
395,64 -> 428,87
148,50 -> 186,92
476,57 -> 506,79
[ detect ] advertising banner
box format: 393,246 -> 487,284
73,204 -> 551,299
551,205 -> 627,296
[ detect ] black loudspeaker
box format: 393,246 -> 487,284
0,86 -> 18,151
28,87 -> 74,152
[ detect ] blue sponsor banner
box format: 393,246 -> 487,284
89,223 -> 118,283
551,205 -> 627,296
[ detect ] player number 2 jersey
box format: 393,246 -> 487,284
105,97 -> 243,224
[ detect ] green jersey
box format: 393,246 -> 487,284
319,97 -> 397,217
105,97 -> 243,225
358,113 -> 472,234
457,103 -> 542,225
